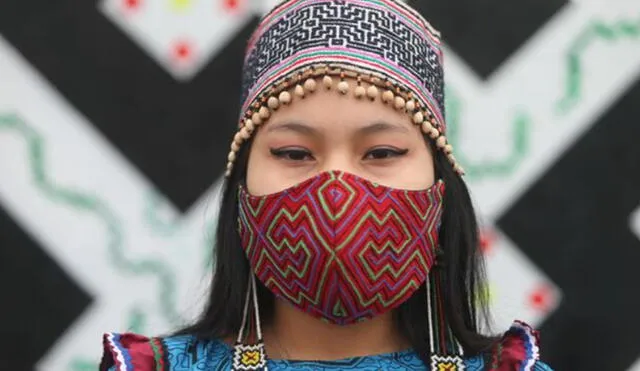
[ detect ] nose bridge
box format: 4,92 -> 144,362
320,148 -> 358,176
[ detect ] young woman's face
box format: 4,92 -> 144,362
246,79 -> 435,196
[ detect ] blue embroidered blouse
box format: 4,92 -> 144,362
101,321 -> 553,370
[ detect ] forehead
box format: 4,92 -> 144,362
262,82 -> 416,135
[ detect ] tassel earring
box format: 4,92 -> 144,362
428,247 -> 466,370
232,272 -> 268,371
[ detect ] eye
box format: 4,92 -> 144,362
364,147 -> 409,160
270,147 -> 314,161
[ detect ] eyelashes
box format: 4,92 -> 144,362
270,147 -> 313,161
364,147 -> 409,160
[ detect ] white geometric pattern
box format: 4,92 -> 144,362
0,35 -> 221,370
445,1 -> 640,332
481,229 -> 561,332
99,0 -> 258,80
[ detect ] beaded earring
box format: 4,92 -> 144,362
232,272 -> 268,371
427,247 -> 466,370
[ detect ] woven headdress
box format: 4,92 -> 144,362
225,0 -> 464,177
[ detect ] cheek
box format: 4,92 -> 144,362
401,130 -> 436,187
395,143 -> 435,189
245,140 -> 300,196
246,146 -> 274,196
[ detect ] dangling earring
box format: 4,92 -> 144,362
232,272 -> 268,371
428,246 -> 466,370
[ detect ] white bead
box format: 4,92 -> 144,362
231,141 -> 240,152
394,96 -> 405,110
240,128 -> 251,140
413,111 -> 424,125
295,84 -> 305,98
429,127 -> 439,139
259,106 -> 270,120
447,154 -> 456,163
245,119 -> 255,132
382,90 -> 394,103
323,75 -> 333,89
421,121 -> 433,134
367,85 -> 378,99
251,113 -> 262,126
304,78 -> 317,92
405,100 -> 416,112
436,136 -> 447,148
268,96 -> 280,109
279,91 -> 291,104
354,86 -> 366,99
338,81 -> 349,94
228,152 -> 236,162
444,144 -> 453,154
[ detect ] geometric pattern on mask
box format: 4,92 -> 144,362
241,0 -> 446,129
238,170 -> 445,325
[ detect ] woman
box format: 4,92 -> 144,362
100,0 -> 553,369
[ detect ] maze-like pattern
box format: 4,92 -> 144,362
242,0 -> 444,119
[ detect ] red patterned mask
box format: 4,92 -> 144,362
238,171 -> 445,325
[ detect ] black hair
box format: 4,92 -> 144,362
176,134 -> 498,365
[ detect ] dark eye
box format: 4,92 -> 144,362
270,147 -> 314,161
364,147 -> 409,160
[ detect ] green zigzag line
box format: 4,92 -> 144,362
143,191 -> 181,236
445,89 -> 531,180
144,191 -> 217,272
68,359 -> 97,371
556,15 -> 640,114
0,114 -> 182,325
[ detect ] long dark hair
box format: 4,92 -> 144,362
176,134 -> 497,365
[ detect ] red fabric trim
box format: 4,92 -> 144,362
100,333 -> 157,371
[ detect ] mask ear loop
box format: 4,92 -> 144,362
428,246 -> 466,369
232,272 -> 268,371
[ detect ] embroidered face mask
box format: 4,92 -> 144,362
237,170 -> 445,325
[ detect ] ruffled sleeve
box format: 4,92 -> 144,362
100,333 -> 167,371
486,320 -> 553,371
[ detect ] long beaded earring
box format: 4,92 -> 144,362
232,272 -> 268,371
428,247 -> 466,370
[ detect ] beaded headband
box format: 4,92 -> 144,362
225,0 -> 464,177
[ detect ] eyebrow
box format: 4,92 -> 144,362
266,121 -> 319,136
266,120 -> 409,136
357,121 -> 410,135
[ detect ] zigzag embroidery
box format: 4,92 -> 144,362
238,171 -> 445,323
